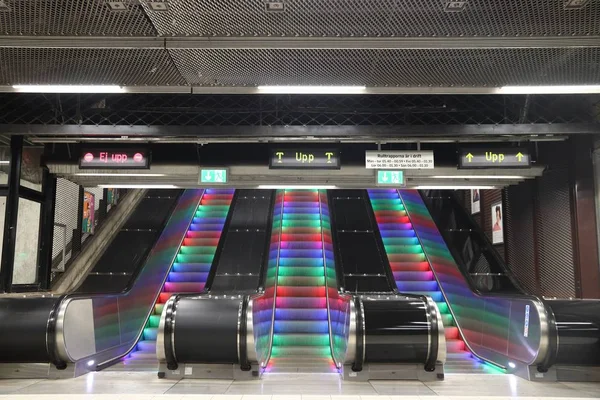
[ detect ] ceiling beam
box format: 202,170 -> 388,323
1,123 -> 595,140
1,36 -> 599,50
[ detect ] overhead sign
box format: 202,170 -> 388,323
79,148 -> 150,169
365,151 -> 434,170
269,149 -> 340,169
200,168 -> 228,184
459,148 -> 531,169
377,170 -> 405,186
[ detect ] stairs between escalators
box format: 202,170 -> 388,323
368,189 -> 494,374
126,188 -> 235,365
268,189 -> 336,373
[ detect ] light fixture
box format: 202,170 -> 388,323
12,85 -> 126,93
146,1 -> 169,11
508,362 -> 516,369
497,85 -> 600,94
414,185 -> 496,190
564,0 -> 589,10
74,173 -> 166,177
444,1 -> 468,12
87,360 -> 95,366
257,185 -> 337,189
430,175 -> 526,180
106,1 -> 127,11
98,184 -> 178,189
265,1 -> 285,11
256,86 -> 366,94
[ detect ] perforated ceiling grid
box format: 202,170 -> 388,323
0,0 -> 157,36
0,93 -> 597,126
169,47 -> 600,87
140,0 -> 600,38
0,48 -> 186,86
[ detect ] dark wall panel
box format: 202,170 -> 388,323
536,167 -> 576,298
505,180 -> 539,295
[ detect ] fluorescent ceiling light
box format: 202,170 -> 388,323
98,184 -> 178,189
415,185 -> 497,190
12,85 -> 126,93
75,173 -> 166,177
258,185 -> 337,189
257,86 -> 366,94
431,175 -> 526,180
497,85 -> 600,94
0,161 -> 10,165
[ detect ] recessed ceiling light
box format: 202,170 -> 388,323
106,1 -> 127,11
444,1 -> 468,12
564,0 -> 589,10
0,1 -> 10,12
12,85 -> 126,93
147,1 -> 169,11
265,2 -> 285,12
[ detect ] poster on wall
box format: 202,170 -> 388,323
471,189 -> 481,214
491,201 -> 504,244
107,188 -> 119,205
82,192 -> 95,234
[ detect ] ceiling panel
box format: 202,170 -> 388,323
0,0 -> 157,36
170,47 -> 600,87
0,48 -> 186,86
142,0 -> 600,38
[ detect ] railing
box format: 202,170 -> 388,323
398,189 -> 553,372
52,190 -> 203,373
318,190 -> 355,368
250,189 -> 285,368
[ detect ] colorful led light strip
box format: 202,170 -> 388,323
268,189 -> 336,371
127,188 -> 235,362
368,189 -> 502,374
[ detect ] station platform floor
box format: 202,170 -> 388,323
1,372 -> 599,400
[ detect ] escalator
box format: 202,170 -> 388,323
415,189 -> 600,381
0,189 -> 205,378
268,189 -> 335,372
127,188 -> 235,365
367,189 -> 475,373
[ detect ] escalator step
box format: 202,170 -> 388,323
390,261 -> 431,271
394,271 -> 434,281
148,315 -> 161,328
271,345 -> 331,357
277,276 -> 326,286
136,340 -> 156,353
168,272 -> 209,282
272,333 -> 331,347
276,286 -> 327,297
179,246 -> 219,255
445,326 -> 460,340
274,320 -> 329,333
275,308 -> 328,320
172,263 -> 212,273
396,280 -> 439,292
143,328 -> 158,341
163,282 -> 205,292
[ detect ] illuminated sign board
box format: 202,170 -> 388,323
458,148 -> 531,169
200,169 -> 228,184
269,149 -> 340,169
376,170 -> 405,186
79,149 -> 151,169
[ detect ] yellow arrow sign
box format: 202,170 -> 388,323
466,153 -> 474,162
516,152 -> 524,162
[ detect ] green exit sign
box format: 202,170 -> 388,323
200,168 -> 228,184
377,170 -> 405,186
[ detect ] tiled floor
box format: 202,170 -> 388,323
0,372 -> 599,400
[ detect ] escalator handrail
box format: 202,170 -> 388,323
257,190 -> 277,291
402,189 -> 554,369
202,190 -> 239,293
395,189 -> 505,370
56,189 -> 205,369
430,192 -> 558,371
262,189 -> 285,368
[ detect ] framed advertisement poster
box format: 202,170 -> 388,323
471,189 -> 481,214
491,201 -> 504,244
107,188 -> 119,205
83,192 -> 95,234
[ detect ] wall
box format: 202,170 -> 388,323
455,142 -> 580,299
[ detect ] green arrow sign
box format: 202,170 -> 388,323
200,169 -> 228,184
377,170 -> 405,186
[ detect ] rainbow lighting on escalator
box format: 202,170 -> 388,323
368,188 -> 502,374
128,188 -> 234,362
268,189 -> 336,372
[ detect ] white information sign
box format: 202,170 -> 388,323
365,151 -> 435,169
